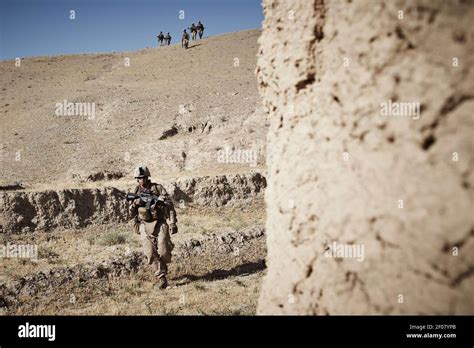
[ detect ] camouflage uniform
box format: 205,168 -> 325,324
128,166 -> 178,289
197,22 -> 204,39
157,32 -> 165,46
182,30 -> 190,48
165,33 -> 171,45
190,24 -> 197,41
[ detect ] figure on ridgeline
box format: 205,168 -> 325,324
197,21 -> 205,39
181,29 -> 190,49
165,32 -> 171,46
190,23 -> 197,41
157,31 -> 165,46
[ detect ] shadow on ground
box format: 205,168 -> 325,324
172,260 -> 266,286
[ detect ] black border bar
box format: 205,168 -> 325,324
0,315 -> 473,346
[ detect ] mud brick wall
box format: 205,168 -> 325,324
257,0 -> 474,314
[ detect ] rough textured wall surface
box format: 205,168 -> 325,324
257,0 -> 474,314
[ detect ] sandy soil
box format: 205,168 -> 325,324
0,29 -> 266,186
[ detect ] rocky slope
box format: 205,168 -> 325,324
0,29 -> 266,185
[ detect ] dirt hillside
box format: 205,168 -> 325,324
0,29 -> 266,186
0,29 -> 268,315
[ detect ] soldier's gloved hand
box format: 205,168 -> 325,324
169,223 -> 178,235
133,198 -> 143,207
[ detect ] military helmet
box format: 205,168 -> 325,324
134,165 -> 151,178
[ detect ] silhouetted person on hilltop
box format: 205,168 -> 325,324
165,32 -> 171,46
157,31 -> 164,46
197,21 -> 205,39
181,29 -> 189,49
189,23 -> 197,41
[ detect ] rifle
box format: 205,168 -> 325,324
126,192 -> 169,211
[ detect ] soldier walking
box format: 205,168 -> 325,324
197,21 -> 205,39
181,29 -> 190,49
157,31 -> 165,46
190,23 -> 197,41
128,165 -> 178,289
165,32 -> 171,46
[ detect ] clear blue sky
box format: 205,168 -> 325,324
0,0 -> 263,60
